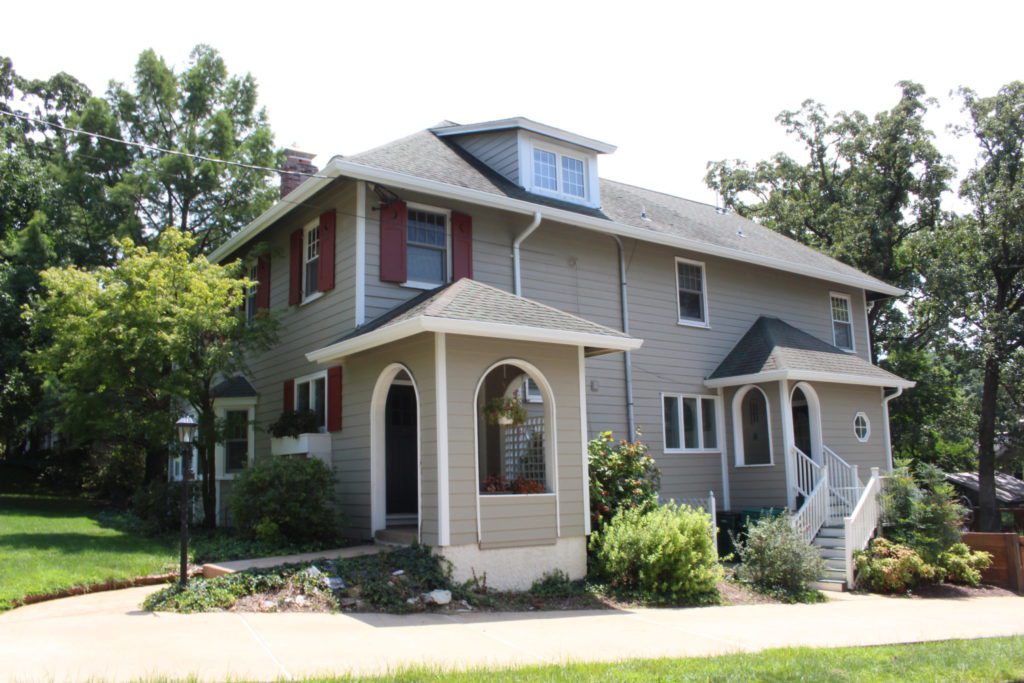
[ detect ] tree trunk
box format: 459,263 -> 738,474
977,354 -> 1002,532
197,399 -> 218,529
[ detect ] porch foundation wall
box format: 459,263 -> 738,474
439,537 -> 587,591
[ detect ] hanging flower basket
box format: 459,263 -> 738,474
483,395 -> 528,427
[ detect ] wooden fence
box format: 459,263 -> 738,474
961,532 -> 1024,594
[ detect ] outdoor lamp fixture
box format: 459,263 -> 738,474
175,414 -> 198,588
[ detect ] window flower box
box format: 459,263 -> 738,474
270,432 -> 331,459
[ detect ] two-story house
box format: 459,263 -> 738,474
204,117 -> 913,590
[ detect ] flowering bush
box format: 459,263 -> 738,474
588,432 -> 660,531
853,538 -> 938,593
480,475 -> 546,494
937,543 -> 993,586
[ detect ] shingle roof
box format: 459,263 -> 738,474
211,376 -> 257,398
707,316 -> 908,386
345,128 -> 898,296
337,278 -> 631,344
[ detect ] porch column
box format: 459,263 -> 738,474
778,380 -> 797,510
435,332 -> 450,546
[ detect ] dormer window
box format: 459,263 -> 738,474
523,139 -> 598,206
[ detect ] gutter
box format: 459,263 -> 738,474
881,386 -> 904,472
210,157 -> 905,298
612,236 -> 637,438
512,212 -> 542,296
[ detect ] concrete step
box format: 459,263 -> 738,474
813,536 -> 846,549
811,579 -> 847,592
816,527 -> 844,538
374,526 -> 417,547
822,568 -> 847,581
818,548 -> 846,560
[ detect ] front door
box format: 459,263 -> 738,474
385,384 -> 417,517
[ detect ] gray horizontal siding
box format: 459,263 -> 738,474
452,131 -> 520,184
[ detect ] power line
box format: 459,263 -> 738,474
0,107 -> 331,179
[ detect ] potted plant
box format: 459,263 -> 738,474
483,394 -> 528,426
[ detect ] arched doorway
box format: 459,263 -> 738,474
790,382 -> 822,462
733,385 -> 772,466
371,364 -> 420,537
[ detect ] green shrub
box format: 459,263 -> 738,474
588,431 -> 661,531
590,503 -> 720,605
937,543 -> 993,586
230,455 -> 343,545
130,479 -> 201,534
733,512 -> 825,602
882,462 -> 966,564
528,570 -> 582,599
267,410 -> 321,438
853,538 -> 938,593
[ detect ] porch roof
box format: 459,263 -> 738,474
705,316 -> 915,389
306,278 -> 642,363
211,376 -> 257,398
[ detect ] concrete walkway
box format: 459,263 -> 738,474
1,586 -> 1021,682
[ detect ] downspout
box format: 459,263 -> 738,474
512,211 -> 542,296
881,386 -> 903,473
611,236 -> 636,438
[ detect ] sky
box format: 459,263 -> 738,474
4,0 -> 1022,206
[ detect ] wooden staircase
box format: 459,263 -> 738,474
811,523 -> 850,592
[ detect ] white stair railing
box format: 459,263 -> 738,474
794,446 -> 822,498
823,445 -> 861,522
843,467 -> 882,588
791,464 -> 829,544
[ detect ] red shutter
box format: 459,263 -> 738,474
379,199 -> 407,283
288,229 -> 303,305
317,209 -> 336,292
451,211 -> 473,281
283,379 -> 295,414
327,365 -> 343,432
255,254 -> 271,309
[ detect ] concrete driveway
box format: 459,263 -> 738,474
1,585 -> 1021,682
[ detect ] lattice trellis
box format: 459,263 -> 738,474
502,416 -> 546,483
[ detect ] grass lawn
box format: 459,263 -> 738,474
0,494 -> 177,610
306,637 -> 1024,682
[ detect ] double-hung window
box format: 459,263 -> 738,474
407,207 -> 448,286
296,372 -> 327,432
529,144 -> 589,201
676,258 -> 709,326
663,393 -> 720,452
303,223 -> 320,299
830,293 -> 854,351
224,410 -> 249,473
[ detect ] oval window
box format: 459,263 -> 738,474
853,413 -> 870,442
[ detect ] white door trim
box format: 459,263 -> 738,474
370,363 -> 422,539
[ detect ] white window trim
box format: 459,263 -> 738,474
523,376 -> 543,403
301,218 -> 321,305
829,291 -> 855,352
732,384 -> 775,467
854,412 -> 871,443
675,257 -> 710,328
661,392 -> 722,453
518,133 -> 600,208
402,202 -> 452,290
245,262 -> 258,323
214,398 -> 257,480
294,369 -> 329,433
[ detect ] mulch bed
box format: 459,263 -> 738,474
906,582 -> 1019,599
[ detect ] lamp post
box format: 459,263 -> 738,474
175,414 -> 198,588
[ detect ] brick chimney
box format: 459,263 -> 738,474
280,149 -> 318,198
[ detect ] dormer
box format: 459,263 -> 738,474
433,117 -> 615,209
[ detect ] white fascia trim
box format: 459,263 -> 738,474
704,369 -> 916,390
435,332 -> 451,546
355,181 -> 367,326
210,156 -> 903,297
306,316 -> 642,364
432,118 -> 617,154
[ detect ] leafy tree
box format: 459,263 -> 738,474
928,82 -> 1024,530
705,81 -> 954,361
27,230 -> 276,524
107,45 -> 279,254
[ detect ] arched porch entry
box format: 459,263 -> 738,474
370,363 -> 421,539
790,381 -> 823,463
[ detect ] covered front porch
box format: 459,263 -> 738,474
304,278 -> 641,589
706,316 -> 915,589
